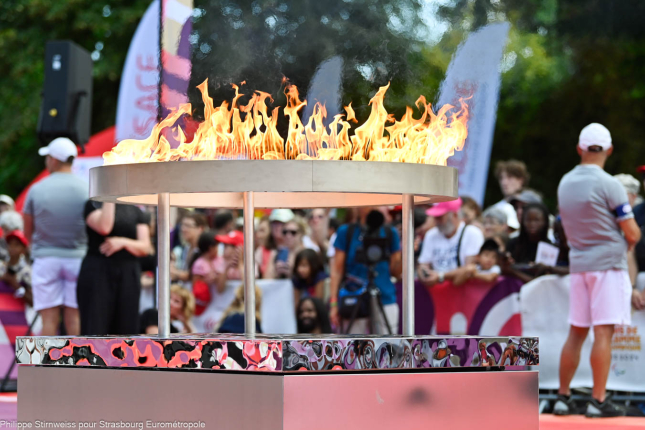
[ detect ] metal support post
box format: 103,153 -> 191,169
401,193 -> 415,335
157,192 -> 171,337
243,192 -> 256,334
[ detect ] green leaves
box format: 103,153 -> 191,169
0,0 -> 149,197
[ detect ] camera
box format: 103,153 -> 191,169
355,235 -> 390,266
354,210 -> 390,266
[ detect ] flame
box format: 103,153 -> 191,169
104,79 -> 469,165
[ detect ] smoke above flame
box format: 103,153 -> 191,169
103,79 -> 469,165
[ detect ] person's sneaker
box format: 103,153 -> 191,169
585,397 -> 627,418
553,395 -> 579,416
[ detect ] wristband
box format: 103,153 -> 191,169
330,301 -> 338,308
438,272 -> 445,283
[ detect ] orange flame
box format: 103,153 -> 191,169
103,79 -> 469,165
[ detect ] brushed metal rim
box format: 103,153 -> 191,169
89,160 -> 458,208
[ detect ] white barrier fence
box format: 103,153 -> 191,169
140,279 -> 297,334
191,279 -> 297,334
520,275 -> 645,391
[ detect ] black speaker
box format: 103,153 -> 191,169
37,40 -> 93,149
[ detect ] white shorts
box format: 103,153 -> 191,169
32,257 -> 83,311
569,269 -> 632,328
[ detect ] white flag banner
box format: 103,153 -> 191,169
303,55 -> 343,131
115,0 -> 160,143
438,22 -> 510,205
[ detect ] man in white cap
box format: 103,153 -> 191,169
555,123 -> 641,418
23,138 -> 88,336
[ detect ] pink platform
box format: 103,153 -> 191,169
19,366 -> 538,429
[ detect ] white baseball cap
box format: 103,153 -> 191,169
0,195 -> 14,208
269,209 -> 295,223
38,137 -> 78,162
578,123 -> 612,152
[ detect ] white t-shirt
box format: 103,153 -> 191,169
303,235 -> 320,252
476,264 -> 501,275
418,222 -> 485,272
327,232 -> 337,258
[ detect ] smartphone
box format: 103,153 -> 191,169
276,248 -> 289,263
276,248 -> 290,279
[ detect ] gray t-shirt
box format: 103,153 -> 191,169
557,164 -> 632,273
23,173 -> 88,258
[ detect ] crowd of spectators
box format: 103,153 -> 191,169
2,136 -> 645,338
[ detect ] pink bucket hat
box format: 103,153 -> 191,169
426,198 -> 463,217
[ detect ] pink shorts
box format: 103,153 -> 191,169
32,257 -> 82,311
569,269 -> 632,327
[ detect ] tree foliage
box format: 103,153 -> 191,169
2,0 -> 645,212
0,0 -> 150,197
435,0 -> 645,209
189,0 -> 429,124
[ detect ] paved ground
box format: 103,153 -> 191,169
2,396 -> 644,428
540,414 -> 645,429
0,393 -> 17,421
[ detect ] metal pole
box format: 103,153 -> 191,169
401,193 -> 415,335
243,192 -> 256,335
157,192 -> 171,337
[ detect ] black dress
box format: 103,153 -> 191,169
507,236 -> 552,264
77,201 -> 150,335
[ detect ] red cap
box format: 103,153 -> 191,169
637,166 -> 645,174
6,230 -> 29,247
216,230 -> 244,246
426,198 -> 463,218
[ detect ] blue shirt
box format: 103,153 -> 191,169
333,224 -> 401,305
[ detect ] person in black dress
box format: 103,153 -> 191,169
502,203 -> 551,283
77,201 -> 152,335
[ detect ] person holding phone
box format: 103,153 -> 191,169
265,219 -> 305,279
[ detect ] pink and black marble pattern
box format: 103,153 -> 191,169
16,334 -> 538,372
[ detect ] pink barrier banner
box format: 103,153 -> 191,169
397,277 -> 524,336
521,275 -> 645,392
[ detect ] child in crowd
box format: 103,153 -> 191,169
170,284 -> 196,333
191,230 -> 245,315
0,231 -> 32,307
215,231 -> 244,281
255,217 -> 275,279
190,232 -> 219,315
216,284 -> 262,334
453,239 -> 501,285
474,239 -> 502,282
292,249 -> 328,303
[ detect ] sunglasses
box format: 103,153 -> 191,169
283,229 -> 299,236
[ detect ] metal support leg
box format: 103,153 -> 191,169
157,192 -> 171,337
243,192 -> 256,335
401,194 -> 415,335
